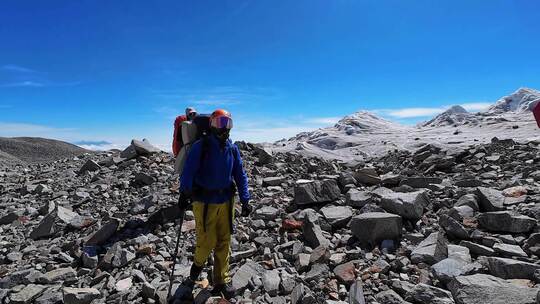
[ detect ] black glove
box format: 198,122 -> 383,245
178,192 -> 192,210
241,201 -> 252,217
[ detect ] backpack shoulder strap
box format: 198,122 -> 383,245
199,136 -> 210,168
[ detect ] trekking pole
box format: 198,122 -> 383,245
167,206 -> 186,301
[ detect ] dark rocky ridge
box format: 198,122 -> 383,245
0,137 -> 90,165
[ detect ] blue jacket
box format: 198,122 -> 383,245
180,135 -> 250,204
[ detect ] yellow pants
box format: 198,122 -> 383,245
192,200 -> 234,284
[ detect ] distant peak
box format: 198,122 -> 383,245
421,105 -> 473,127
444,105 -> 468,115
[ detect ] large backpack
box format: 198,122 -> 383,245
174,114 -> 211,175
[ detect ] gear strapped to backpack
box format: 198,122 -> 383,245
175,114 -> 210,175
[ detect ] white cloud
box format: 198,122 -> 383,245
374,102 -> 493,119
234,126 -> 313,143
460,102 -> 492,111
304,117 -> 342,124
1,64 -> 37,73
0,122 -> 76,137
379,107 -> 446,118
0,81 -> 45,88
77,143 -> 124,151
232,115 -> 340,143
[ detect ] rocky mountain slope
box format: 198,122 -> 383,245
0,137 -> 90,166
273,88 -> 540,161
1,134 -> 540,304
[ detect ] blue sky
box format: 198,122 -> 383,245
1,0 -> 540,150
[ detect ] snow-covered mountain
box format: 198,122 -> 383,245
486,87 -> 540,114
272,88 -> 540,160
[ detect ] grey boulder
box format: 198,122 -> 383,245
411,232 -> 448,265
475,187 -> 506,211
407,283 -> 455,304
294,180 -> 341,206
62,287 -> 101,304
372,187 -> 429,220
478,211 -> 536,233
448,274 -> 538,304
320,205 -> 353,228
487,257 -> 540,280
350,212 -> 402,247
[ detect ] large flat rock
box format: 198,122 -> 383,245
448,274 -> 538,304
372,187 -> 429,220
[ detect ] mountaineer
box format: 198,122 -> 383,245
177,109 -> 252,299
173,107 -> 197,173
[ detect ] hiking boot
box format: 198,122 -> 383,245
190,263 -> 203,281
169,278 -> 195,303
212,282 -> 236,299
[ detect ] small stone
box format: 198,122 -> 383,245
135,172 -> 155,185
263,176 -> 285,186
349,280 -> 366,304
254,206 -> 279,220
411,232 -> 448,265
0,212 -> 19,225
62,287 -> 101,304
142,282 -> 156,298
346,189 -> 372,208
302,216 -> 330,248
115,277 -> 133,292
262,269 -> 280,296
459,241 -> 496,256
10,284 -> 46,304
408,283 -> 454,304
38,267 -> 77,284
375,289 -> 411,304
493,243 -> 527,257
333,261 -> 356,284
295,253 -> 311,273
354,168 -> 381,185
320,205 -> 353,228
282,219 -> 303,231
304,263 -> 329,282
78,160 -> 101,174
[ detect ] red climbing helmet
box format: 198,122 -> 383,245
210,109 -> 233,130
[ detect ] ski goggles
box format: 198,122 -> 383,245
210,116 -> 233,129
